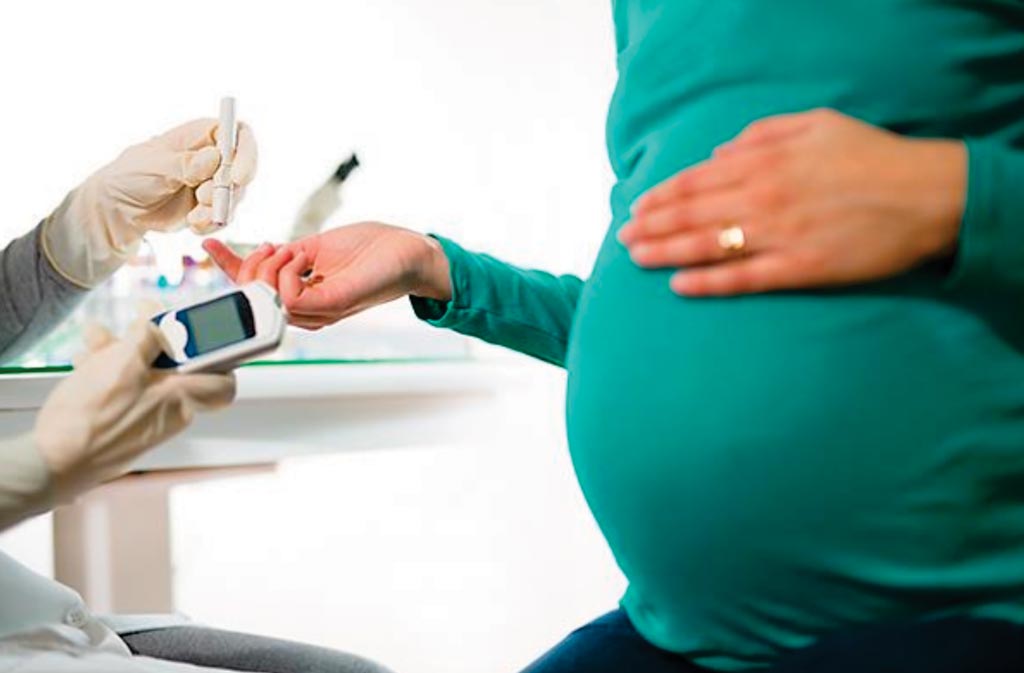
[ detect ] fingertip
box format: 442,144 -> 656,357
130,319 -> 170,363
204,239 -> 242,279
629,244 -> 654,267
157,117 -> 218,150
187,205 -> 214,232
670,272 -> 696,296
618,223 -> 637,244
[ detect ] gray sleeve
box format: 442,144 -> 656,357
0,224 -> 90,529
0,221 -> 88,364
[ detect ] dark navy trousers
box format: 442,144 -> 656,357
522,609 -> 1024,673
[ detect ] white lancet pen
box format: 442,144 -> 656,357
212,96 -> 238,228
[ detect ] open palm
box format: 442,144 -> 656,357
204,222 -> 449,330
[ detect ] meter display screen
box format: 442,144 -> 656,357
185,294 -> 253,354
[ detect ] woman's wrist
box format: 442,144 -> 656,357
411,234 -> 453,302
906,138 -> 968,261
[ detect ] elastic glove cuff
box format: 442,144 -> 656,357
41,190 -> 139,289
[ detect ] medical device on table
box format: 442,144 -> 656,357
152,281 -> 286,373
289,153 -> 360,241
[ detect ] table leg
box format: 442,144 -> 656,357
53,466 -> 273,614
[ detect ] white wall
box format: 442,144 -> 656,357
0,2 -> 624,672
0,0 -> 615,274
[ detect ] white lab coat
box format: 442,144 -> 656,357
0,537 -> 247,672
0,225 -> 236,672
0,467 -> 237,673
0,622 -> 224,673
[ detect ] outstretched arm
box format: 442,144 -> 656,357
205,223 -> 585,367
409,236 -> 583,367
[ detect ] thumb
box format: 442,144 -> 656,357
130,144 -> 219,195
125,320 -> 169,365
72,323 -> 115,368
83,323 -> 115,353
156,118 -> 218,151
181,146 -> 221,187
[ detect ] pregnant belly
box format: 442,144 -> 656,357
564,239 -> 1024,658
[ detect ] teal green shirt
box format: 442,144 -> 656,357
414,2 -> 1024,670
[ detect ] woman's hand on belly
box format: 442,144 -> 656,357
618,109 -> 967,297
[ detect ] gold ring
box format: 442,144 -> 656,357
717,226 -> 747,254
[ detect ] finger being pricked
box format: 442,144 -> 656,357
202,239 -> 244,281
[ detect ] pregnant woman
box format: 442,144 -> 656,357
208,2 -> 1024,671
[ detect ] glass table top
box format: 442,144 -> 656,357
4,258 -> 470,375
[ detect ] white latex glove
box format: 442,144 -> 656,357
42,118 -> 258,287
33,316 -> 236,502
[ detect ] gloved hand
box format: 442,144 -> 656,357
33,314 -> 237,502
42,118 -> 258,287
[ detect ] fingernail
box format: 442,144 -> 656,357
670,274 -> 694,296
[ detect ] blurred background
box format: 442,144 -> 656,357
0,1 -> 625,671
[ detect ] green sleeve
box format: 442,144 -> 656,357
409,236 -> 584,367
947,140 -> 1024,292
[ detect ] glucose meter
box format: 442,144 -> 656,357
151,281 -> 286,373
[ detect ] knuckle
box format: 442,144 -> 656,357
747,181 -> 789,212
785,211 -> 816,237
745,119 -> 770,136
700,235 -> 724,260
675,237 -> 704,263
654,209 -> 682,231
725,268 -> 755,293
797,248 -> 831,276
